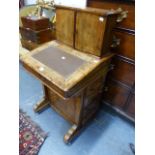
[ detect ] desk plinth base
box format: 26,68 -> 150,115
34,97 -> 49,112
33,77 -> 104,143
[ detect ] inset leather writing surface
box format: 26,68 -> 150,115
33,46 -> 85,78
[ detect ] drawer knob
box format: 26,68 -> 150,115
111,35 -> 121,48
109,64 -> 115,71
104,86 -> 108,92
116,8 -> 128,23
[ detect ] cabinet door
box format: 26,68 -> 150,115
56,8 -> 75,47
75,12 -> 106,56
48,89 -> 82,124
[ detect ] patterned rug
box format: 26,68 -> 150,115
19,109 -> 47,155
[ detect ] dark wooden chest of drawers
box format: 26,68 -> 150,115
88,0 -> 135,30
87,0 -> 135,121
20,15 -> 54,50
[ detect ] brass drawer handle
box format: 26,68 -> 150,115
116,8 -> 128,23
111,35 -> 121,48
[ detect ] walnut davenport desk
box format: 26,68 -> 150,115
20,41 -> 113,143
20,5 -> 119,143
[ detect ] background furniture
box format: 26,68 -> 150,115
20,17 -> 53,50
87,0 -> 135,121
19,4 -> 56,50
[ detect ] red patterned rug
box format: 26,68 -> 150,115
19,109 -> 47,155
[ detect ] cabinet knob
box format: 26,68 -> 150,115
116,8 -> 128,23
104,86 -> 108,92
111,35 -> 121,48
109,64 -> 115,71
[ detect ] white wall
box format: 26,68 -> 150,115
24,0 -> 87,7
24,0 -> 36,5
55,0 -> 87,7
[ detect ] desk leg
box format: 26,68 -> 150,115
63,92 -> 85,144
34,97 -> 49,112
34,85 -> 49,113
64,124 -> 82,144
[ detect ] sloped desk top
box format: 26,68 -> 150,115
20,40 -> 113,98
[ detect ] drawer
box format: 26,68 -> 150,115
19,27 -> 53,44
87,0 -> 135,30
102,79 -> 130,109
108,57 -> 135,87
112,30 -> 135,60
126,93 -> 135,118
21,16 -> 50,31
20,39 -> 40,50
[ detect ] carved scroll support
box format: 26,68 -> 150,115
34,85 -> 50,113
116,7 -> 128,23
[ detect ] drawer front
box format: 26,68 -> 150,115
21,17 -> 50,31
20,39 -> 40,50
103,80 -> 130,109
126,93 -> 135,118
108,57 -> 135,87
75,12 -> 106,56
56,8 -> 75,47
112,30 -> 135,60
20,27 -> 36,40
87,0 -> 135,30
20,27 -> 52,44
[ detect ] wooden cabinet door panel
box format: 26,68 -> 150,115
75,12 -> 106,56
103,80 -> 130,109
109,57 -> 135,87
48,89 -> 81,124
56,9 -> 75,47
87,0 -> 135,30
112,31 -> 135,60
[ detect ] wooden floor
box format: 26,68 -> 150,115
19,63 -> 135,155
